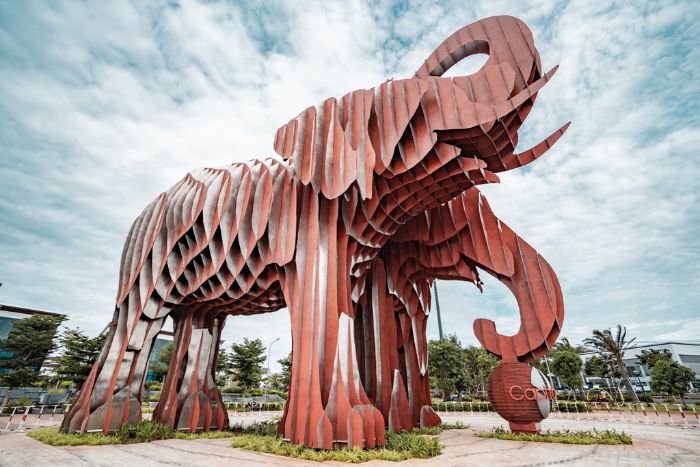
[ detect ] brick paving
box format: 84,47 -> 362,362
0,412 -> 697,466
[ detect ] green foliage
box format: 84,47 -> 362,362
278,352 -> 292,392
583,325 -> 639,402
175,430 -> 234,440
477,427 -> 632,445
428,335 -> 465,398
265,352 -> 292,392
637,349 -> 673,370
6,396 -> 33,408
554,401 -> 591,413
551,349 -> 583,389
231,431 -> 442,462
650,360 -> 695,401
230,338 -> 266,392
553,337 -> 584,353
463,345 -> 500,394
144,381 -> 162,391
28,421 -> 234,446
411,421 -> 468,434
27,428 -> 125,446
216,341 -> 233,382
584,355 -> 611,378
432,401 -> 493,412
230,420 -> 280,436
54,328 -> 106,387
133,420 -> 176,442
0,314 -> 66,387
149,343 -> 173,381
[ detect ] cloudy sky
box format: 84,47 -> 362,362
1,0 -> 698,371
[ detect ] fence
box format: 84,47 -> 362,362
2,400 -> 697,433
432,400 -> 700,428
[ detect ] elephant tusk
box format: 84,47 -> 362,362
495,121 -> 571,172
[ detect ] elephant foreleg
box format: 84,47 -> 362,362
61,304 -> 164,433
279,194 -> 384,449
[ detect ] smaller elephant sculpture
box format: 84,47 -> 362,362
354,187 -> 564,432
62,15 -> 568,448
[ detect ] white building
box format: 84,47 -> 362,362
580,342 -> 700,392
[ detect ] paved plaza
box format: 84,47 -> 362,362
0,412 -> 698,466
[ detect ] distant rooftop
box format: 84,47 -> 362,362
580,341 -> 700,355
0,303 -> 66,318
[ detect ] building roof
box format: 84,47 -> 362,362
0,303 -> 66,318
580,341 -> 700,356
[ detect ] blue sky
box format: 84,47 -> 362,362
1,0 -> 699,371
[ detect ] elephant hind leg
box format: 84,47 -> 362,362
61,303 -> 164,433
153,313 -> 228,432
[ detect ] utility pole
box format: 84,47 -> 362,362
433,281 -> 444,340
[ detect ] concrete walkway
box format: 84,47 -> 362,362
0,413 -> 698,466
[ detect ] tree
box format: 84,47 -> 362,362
583,325 -> 640,402
0,314 -> 66,390
462,345 -> 499,395
149,343 -> 174,382
637,349 -> 672,370
277,352 -> 292,393
230,338 -> 266,393
650,360 -> 695,405
551,349 -> 583,390
53,328 -> 106,387
216,342 -> 233,383
553,337 -> 584,353
584,355 -> 610,379
428,334 -> 470,399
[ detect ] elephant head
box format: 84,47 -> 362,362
272,15 -> 569,223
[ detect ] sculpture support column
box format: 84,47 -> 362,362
62,305 -> 164,433
153,312 -> 228,432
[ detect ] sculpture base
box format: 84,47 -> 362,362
508,421 -> 540,434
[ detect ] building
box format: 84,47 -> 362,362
580,342 -> 700,392
0,304 -> 66,373
146,330 -> 174,382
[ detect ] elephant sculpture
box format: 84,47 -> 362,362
62,15 -> 568,448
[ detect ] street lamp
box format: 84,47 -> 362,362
632,369 -> 646,396
262,337 -> 280,411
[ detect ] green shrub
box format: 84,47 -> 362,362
27,428 -> 124,446
411,421 -> 468,435
133,420 -> 176,443
6,396 -> 33,408
28,421 -> 233,446
477,427 -> 631,445
432,401 -> 492,412
231,430 -> 442,462
554,401 -> 592,413
144,381 -> 162,391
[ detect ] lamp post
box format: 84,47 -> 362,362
433,281 -> 444,340
262,337 -> 280,411
633,369 -> 646,396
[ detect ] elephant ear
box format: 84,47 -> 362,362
273,79 -> 428,199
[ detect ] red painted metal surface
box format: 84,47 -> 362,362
62,15 -> 567,445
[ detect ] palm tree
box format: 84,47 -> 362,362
553,337 -> 584,353
583,325 -> 640,403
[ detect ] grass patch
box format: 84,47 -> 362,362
230,430 -> 441,463
27,421 -> 235,446
476,427 -> 632,445
27,428 -> 125,446
411,421 -> 469,435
